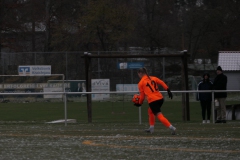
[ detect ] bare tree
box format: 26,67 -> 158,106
77,0 -> 136,51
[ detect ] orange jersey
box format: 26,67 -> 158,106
138,75 -> 168,104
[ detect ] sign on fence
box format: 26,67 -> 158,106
91,79 -> 110,100
116,84 -> 139,94
43,87 -> 62,99
18,65 -> 51,76
117,62 -> 144,69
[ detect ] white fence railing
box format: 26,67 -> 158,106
0,90 -> 239,125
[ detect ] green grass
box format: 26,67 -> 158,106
0,101 -> 199,123
0,101 -> 240,159
0,122 -> 240,160
0,100 -> 239,123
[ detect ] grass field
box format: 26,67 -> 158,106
0,101 -> 240,160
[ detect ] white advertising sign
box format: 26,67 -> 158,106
43,87 -> 63,99
18,65 -> 51,76
91,79 -> 110,100
116,84 -> 139,94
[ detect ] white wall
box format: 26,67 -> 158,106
225,72 -> 240,90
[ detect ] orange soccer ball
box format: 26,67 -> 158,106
132,94 -> 140,104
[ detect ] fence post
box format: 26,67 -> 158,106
181,51 -> 189,121
64,92 -> 67,126
212,91 -> 215,123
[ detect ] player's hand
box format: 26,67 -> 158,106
134,103 -> 141,107
167,88 -> 173,99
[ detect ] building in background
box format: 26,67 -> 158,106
218,51 -> 240,90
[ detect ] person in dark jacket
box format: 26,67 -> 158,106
197,73 -> 213,123
213,66 -> 227,123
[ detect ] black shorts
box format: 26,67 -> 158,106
149,99 -> 164,115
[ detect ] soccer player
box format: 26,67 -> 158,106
134,67 -> 176,135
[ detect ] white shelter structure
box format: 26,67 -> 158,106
218,51 -> 240,90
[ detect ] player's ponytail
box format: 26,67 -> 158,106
143,67 -> 152,80
138,67 -> 152,81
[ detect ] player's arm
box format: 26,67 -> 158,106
138,82 -> 145,104
154,77 -> 168,90
155,77 -> 173,99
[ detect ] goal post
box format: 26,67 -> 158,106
81,51 -> 190,123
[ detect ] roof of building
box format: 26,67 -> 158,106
188,64 -> 217,71
218,51 -> 240,71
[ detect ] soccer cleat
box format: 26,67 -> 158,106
170,126 -> 176,135
202,120 -> 206,124
207,120 -> 210,123
145,127 -> 154,134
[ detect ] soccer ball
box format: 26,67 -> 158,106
132,94 -> 140,104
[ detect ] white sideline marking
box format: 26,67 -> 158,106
46,119 -> 76,124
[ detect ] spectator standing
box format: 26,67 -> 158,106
213,66 -> 228,123
197,73 -> 213,123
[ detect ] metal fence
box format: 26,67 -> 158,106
0,90 -> 239,126
1,51 -> 238,124
0,51 -> 208,92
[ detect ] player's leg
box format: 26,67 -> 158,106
156,112 -> 176,135
145,107 -> 155,133
148,107 -> 155,126
149,99 -> 176,135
